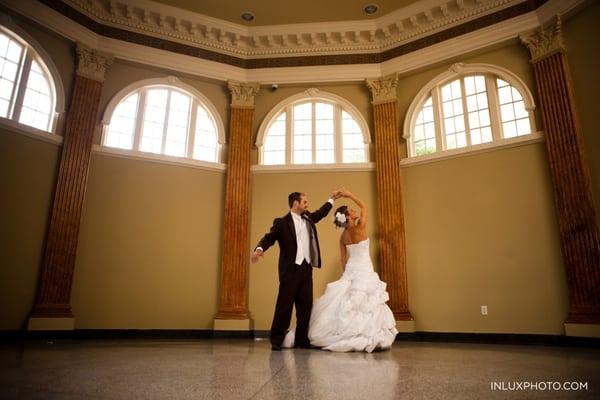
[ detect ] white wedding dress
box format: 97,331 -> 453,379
283,238 -> 398,352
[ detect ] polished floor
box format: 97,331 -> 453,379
0,338 -> 599,399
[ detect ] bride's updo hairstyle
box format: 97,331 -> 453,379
333,205 -> 349,228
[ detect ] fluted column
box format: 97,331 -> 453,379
366,74 -> 414,327
521,17 -> 600,333
28,44 -> 113,330
214,81 -> 260,331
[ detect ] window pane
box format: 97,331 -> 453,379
6,40 -> 22,63
343,149 -> 366,163
264,151 -> 285,165
516,118 -> 531,135
500,103 -> 515,122
140,89 -> 168,153
293,150 -> 311,164
413,96 -> 437,156
315,102 -> 333,119
0,98 -> 8,117
497,81 -> 532,138
164,91 -> 190,157
316,150 -> 334,164
316,119 -> 333,135
194,105 -> 218,162
316,134 -> 334,149
105,93 -> 139,150
19,61 -> 53,131
262,111 -> 286,161
503,121 -> 517,138
293,103 -> 311,120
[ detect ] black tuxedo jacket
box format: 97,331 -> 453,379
255,201 -> 333,281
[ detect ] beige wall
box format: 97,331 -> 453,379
0,130 -> 60,329
72,154 -> 225,329
0,11 -> 72,330
396,43 -> 567,334
403,144 -> 567,333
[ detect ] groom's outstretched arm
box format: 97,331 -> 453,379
307,200 -> 334,224
255,218 -> 281,253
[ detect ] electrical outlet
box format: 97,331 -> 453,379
481,305 -> 488,315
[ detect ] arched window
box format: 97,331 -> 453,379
404,63 -> 537,158
102,77 -> 224,163
0,25 -> 62,133
257,89 -> 370,166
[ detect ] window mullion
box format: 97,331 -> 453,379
11,49 -> 32,123
133,90 -> 146,150
432,86 -> 444,152
311,102 -> 316,164
334,105 -> 343,163
188,100 -> 197,159
485,74 -> 502,141
161,89 -> 172,154
459,77 -> 471,147
286,105 -> 292,164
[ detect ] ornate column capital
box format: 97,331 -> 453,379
520,16 -> 566,63
366,73 -> 399,105
228,81 -> 260,108
75,43 -> 113,82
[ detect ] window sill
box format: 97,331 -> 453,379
252,162 -> 375,174
400,131 -> 545,168
91,145 -> 226,172
0,117 -> 62,145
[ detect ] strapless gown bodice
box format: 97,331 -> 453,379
344,238 -> 373,273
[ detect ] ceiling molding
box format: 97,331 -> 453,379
0,0 -> 588,84
56,0 -> 534,59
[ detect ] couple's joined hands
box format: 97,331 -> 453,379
332,187 -> 352,200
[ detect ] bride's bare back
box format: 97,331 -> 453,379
340,224 -> 367,245
337,189 -> 368,268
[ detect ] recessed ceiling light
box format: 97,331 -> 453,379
364,4 -> 379,15
241,12 -> 255,22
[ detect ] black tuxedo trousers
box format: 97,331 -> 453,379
271,260 -> 313,347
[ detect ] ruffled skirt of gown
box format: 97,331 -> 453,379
283,238 -> 398,353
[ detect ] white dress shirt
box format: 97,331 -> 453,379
291,211 -> 311,265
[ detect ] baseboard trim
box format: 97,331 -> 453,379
0,329 -> 598,347
394,331 -> 600,347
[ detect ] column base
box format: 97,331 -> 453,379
396,319 -> 416,333
564,323 -> 600,338
213,318 -> 254,331
27,317 -> 75,331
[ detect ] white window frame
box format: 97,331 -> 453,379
0,20 -> 65,136
255,88 -> 371,170
101,76 -> 225,166
403,63 -> 539,161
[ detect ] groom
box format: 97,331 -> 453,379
251,191 -> 341,350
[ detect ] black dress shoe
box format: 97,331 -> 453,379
271,344 -> 282,351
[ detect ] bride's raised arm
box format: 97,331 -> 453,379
342,189 -> 367,228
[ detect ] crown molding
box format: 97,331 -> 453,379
0,0 -> 588,84
58,0 -> 529,59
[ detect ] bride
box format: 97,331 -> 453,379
283,188 -> 398,352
